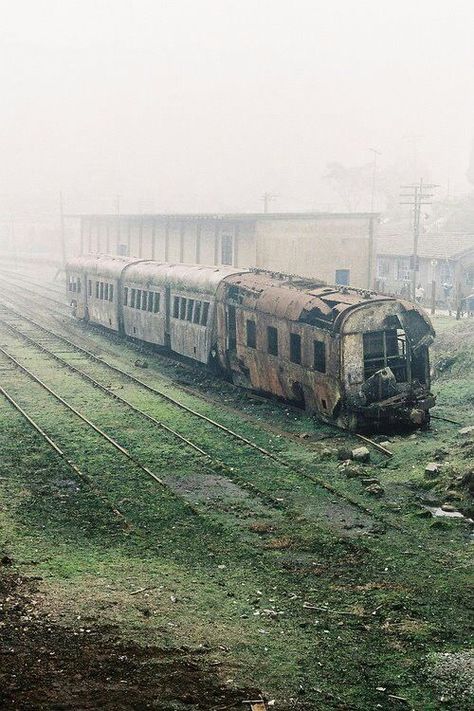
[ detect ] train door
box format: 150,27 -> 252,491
164,285 -> 171,349
227,305 -> 236,353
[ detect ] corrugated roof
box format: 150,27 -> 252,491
377,232 -> 474,259
223,271 -> 391,331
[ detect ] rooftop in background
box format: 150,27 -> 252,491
66,211 -> 379,221
377,232 -> 474,259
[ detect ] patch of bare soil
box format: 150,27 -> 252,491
0,570 -> 258,710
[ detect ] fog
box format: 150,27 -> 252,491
1,0 -> 474,219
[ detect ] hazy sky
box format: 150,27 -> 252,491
1,0 -> 474,215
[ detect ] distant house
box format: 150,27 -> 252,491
376,231 -> 474,308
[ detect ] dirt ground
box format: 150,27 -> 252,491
0,568 -> 258,711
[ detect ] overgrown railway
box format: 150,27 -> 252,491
0,266 -> 457,544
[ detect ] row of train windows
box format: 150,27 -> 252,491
123,287 -> 160,313
173,296 -> 209,326
246,320 -> 327,372
87,280 -> 114,302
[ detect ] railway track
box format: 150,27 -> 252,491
0,271 -> 467,565
0,298 -> 401,533
0,270 -> 388,451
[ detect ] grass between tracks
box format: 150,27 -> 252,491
0,308 -> 472,709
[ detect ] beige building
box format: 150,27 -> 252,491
75,212 -> 378,289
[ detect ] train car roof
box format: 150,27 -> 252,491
66,254 -> 141,279
222,270 -> 410,331
122,261 -> 247,295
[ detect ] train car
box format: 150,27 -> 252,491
215,271 -> 435,430
66,254 -> 435,430
66,254 -> 137,330
120,262 -> 243,362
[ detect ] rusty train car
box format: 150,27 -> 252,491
66,254 -> 436,430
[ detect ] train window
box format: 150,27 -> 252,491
88,280 -> 92,296
186,299 -> 194,321
136,289 -> 141,309
313,340 -> 326,373
193,301 -> 201,324
77,279 -> 81,293
123,287 -> 128,306
201,302 -> 209,326
267,326 -> 278,356
104,283 -> 109,301
246,319 -> 257,349
141,291 -> 148,311
180,298 -> 187,320
109,284 -> 114,302
173,296 -> 179,318
95,282 -> 99,298
100,282 -> 104,300
131,288 -> 136,308
147,292 -> 153,312
290,333 -> 301,364
153,292 -> 160,313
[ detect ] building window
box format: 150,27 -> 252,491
221,234 -> 233,265
377,258 -> 390,278
267,326 -> 278,356
397,258 -> 410,281
290,333 -> 301,364
246,319 -> 256,348
335,269 -> 350,285
313,340 -> 326,373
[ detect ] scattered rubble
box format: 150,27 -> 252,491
458,425 -> 474,436
364,483 -> 384,497
351,446 -> 370,463
425,462 -> 442,478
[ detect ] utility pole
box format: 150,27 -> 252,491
400,179 -> 439,301
261,192 -> 278,214
59,191 -> 66,268
369,148 -> 381,213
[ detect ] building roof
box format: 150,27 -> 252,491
377,232 -> 474,260
67,211 -> 378,222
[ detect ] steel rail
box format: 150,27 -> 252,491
0,343 -> 166,488
0,303 -> 403,530
0,276 -> 394,458
0,383 -> 127,524
0,273 -> 68,309
0,316 -> 296,511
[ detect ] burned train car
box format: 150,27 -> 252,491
66,255 -> 435,430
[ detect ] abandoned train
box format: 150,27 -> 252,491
66,254 -> 436,430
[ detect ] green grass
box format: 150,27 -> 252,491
0,313 -> 472,709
